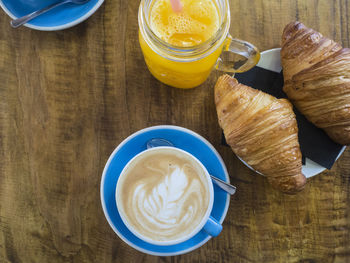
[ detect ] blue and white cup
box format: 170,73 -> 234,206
115,146 -> 222,246
101,125 -> 230,256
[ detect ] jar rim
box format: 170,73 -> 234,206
138,0 -> 231,62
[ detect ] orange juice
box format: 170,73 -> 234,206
150,0 -> 219,47
139,0 -> 224,89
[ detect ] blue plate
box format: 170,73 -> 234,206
100,125 -> 230,256
0,0 -> 104,30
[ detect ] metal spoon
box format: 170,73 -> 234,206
146,138 -> 236,195
10,0 -> 90,28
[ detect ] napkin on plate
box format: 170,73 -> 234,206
221,66 -> 343,169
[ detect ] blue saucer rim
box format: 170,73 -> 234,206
0,0 -> 104,31
100,125 -> 230,256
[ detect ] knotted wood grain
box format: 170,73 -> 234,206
0,0 -> 349,262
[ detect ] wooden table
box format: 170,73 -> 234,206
0,0 -> 349,262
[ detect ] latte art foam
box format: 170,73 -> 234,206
117,149 -> 210,242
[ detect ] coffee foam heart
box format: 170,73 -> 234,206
117,149 -> 210,242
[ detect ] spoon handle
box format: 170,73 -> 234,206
210,175 -> 236,195
11,0 -> 70,28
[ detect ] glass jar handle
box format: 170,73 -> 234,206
215,34 -> 260,73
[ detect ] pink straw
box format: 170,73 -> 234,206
170,0 -> 183,12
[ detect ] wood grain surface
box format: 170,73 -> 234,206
0,0 -> 349,262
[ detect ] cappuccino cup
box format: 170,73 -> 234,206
115,146 -> 222,246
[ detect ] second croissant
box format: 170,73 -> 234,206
215,75 -> 306,194
281,21 -> 350,145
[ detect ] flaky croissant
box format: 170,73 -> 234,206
215,75 -> 306,194
281,21 -> 350,145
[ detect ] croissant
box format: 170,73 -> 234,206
215,74 -> 306,194
281,21 -> 350,145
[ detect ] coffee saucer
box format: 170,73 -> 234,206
0,0 -> 104,31
100,125 -> 230,256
